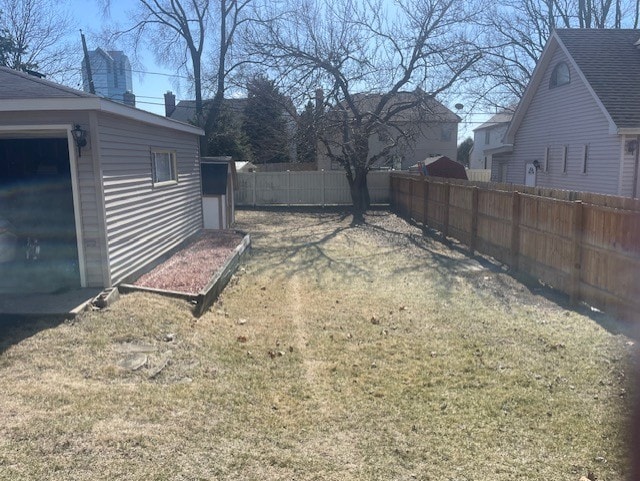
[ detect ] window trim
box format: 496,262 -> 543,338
543,146 -> 550,173
581,144 -> 589,174
151,149 -> 178,186
550,62 -> 570,88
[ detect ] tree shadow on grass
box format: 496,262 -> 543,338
391,215 -> 640,341
0,315 -> 67,356
242,208 -> 376,283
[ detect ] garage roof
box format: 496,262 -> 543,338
0,67 -> 203,136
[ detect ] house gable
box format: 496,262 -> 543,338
506,41 -> 622,194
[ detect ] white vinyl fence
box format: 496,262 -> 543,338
236,171 -> 391,206
466,169 -> 492,182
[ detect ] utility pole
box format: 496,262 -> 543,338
80,30 -> 95,95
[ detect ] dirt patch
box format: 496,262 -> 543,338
133,230 -> 243,293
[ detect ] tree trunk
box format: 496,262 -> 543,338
348,168 -> 370,224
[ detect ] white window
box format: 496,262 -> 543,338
582,145 -> 589,174
543,146 -> 550,172
562,145 -> 568,173
484,130 -> 490,145
152,150 -> 177,184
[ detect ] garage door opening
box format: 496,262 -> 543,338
0,137 -> 80,293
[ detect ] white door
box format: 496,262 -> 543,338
525,163 -> 537,187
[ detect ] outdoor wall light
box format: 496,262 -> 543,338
71,124 -> 88,157
532,159 -> 541,170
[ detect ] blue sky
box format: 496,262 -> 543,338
69,0 -> 482,141
71,0 -> 177,116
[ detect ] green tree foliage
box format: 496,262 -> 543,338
457,137 -> 473,167
242,75 -> 292,164
296,101 -> 317,164
0,30 -> 37,71
206,103 -> 253,160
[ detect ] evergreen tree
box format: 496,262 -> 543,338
0,30 -> 37,72
457,137 -> 473,167
242,75 -> 291,164
206,103 -> 253,161
296,101 -> 317,164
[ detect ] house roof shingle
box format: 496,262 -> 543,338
0,66 -> 203,136
169,98 -> 248,123
0,66 -> 96,100
473,110 -> 514,131
556,29 -> 640,129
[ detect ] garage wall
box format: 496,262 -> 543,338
0,111 -> 106,288
97,113 -> 202,285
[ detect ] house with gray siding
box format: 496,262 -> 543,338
316,91 -> 460,171
493,29 -> 640,196
470,109 -> 513,170
0,67 -> 204,294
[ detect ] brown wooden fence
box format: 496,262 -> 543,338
390,173 -> 640,323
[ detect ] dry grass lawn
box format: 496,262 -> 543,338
0,209 -> 637,480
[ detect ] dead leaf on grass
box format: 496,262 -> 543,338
237,336 -> 248,343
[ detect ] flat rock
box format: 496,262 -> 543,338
118,353 -> 148,371
116,342 -> 158,354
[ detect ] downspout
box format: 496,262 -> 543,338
633,135 -> 640,199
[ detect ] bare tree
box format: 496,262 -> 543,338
472,0 -> 638,110
203,0 -> 253,143
247,0 -> 481,223
0,0 -> 77,81
102,0 -> 210,120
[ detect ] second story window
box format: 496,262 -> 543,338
485,130 -> 490,145
441,124 -> 454,142
550,62 -> 570,88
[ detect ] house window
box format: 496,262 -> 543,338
562,145 -> 568,173
152,150 -> 178,184
483,156 -> 488,169
550,62 -> 570,88
543,146 -> 550,172
582,145 -> 588,174
441,124 -> 454,142
484,130 -> 490,145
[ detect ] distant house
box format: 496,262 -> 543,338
164,94 -> 248,124
316,91 -> 460,171
470,109 -> 513,170
492,29 -> 640,196
164,93 -> 297,163
0,67 -> 204,294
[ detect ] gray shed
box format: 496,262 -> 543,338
0,67 -> 204,294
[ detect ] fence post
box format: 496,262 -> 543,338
423,178 -> 429,226
321,170 -> 326,207
252,170 -> 256,207
287,170 -> 291,206
570,200 -> 584,305
470,186 -> 479,255
510,191 -> 521,270
390,175 -> 395,211
442,182 -> 451,239
409,177 -> 414,221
